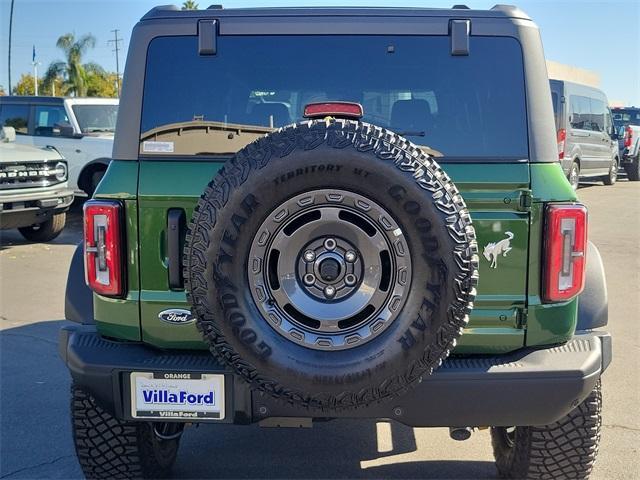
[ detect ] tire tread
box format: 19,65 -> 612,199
491,380 -> 602,479
184,119 -> 479,410
71,385 -> 178,479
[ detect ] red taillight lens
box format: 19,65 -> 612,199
624,126 -> 632,148
557,128 -> 566,160
303,102 -> 363,119
543,204 -> 588,302
84,200 -> 123,297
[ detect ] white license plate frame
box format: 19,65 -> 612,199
130,372 -> 225,421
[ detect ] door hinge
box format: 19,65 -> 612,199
518,190 -> 532,212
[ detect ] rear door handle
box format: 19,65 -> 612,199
167,209 -> 186,289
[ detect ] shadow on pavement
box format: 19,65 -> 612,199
0,320 -> 495,479
0,320 -> 80,479
0,207 -> 83,250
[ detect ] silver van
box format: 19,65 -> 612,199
550,80 -> 619,189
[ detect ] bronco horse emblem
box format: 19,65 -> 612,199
483,232 -> 514,269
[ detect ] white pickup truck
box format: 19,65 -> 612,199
0,96 -> 118,196
612,107 -> 640,181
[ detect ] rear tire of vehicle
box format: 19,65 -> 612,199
568,161 -> 580,190
18,212 -> 66,242
86,169 -> 107,198
624,156 -> 640,181
603,159 -> 617,185
71,385 -> 181,480
490,380 -> 602,480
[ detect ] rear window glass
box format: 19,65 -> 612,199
141,35 -> 528,160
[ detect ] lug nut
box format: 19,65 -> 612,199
303,274 -> 316,286
324,238 -> 336,251
303,250 -> 316,262
345,250 -> 357,263
324,286 -> 336,298
345,274 -> 357,286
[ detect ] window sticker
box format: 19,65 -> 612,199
143,141 -> 174,153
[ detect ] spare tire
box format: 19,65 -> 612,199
184,119 -> 478,410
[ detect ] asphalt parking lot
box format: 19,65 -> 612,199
1,181 -> 639,480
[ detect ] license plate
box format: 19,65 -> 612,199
130,372 -> 225,420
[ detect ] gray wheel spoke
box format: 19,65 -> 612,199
248,189 -> 412,350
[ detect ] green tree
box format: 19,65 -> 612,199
84,63 -> 118,98
12,73 -> 44,96
182,0 -> 199,10
42,76 -> 66,96
45,33 -> 96,96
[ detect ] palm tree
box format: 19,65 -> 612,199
182,0 -> 199,10
44,33 -> 96,97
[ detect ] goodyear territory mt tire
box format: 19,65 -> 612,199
184,119 -> 479,410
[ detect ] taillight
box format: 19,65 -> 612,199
557,128 -> 566,160
303,102 -> 363,119
624,126 -> 632,148
84,200 -> 124,297
543,204 -> 588,302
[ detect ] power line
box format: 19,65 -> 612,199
108,29 -> 123,97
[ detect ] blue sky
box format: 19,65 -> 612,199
1,0 -> 638,104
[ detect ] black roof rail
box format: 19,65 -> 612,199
141,4 -> 180,20
452,4 -> 470,9
490,4 -> 531,19
207,4 -> 223,9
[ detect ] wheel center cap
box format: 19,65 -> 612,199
319,258 -> 341,282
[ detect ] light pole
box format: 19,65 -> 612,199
31,45 -> 39,96
32,61 -> 40,96
8,0 -> 15,93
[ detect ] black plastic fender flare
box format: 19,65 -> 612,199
78,158 -> 111,195
65,242 -> 94,324
576,241 -> 608,330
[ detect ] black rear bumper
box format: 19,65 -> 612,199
59,325 -> 611,427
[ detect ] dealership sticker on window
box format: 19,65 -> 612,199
130,372 -> 225,420
143,141 -> 174,153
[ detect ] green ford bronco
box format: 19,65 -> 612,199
60,4 -> 611,479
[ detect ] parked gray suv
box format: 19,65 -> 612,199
550,79 -> 619,189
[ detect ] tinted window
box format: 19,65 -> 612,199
551,92 -> 559,129
0,104 -> 29,134
612,108 -> 640,128
72,104 -> 118,134
141,36 -> 528,160
569,95 -> 591,130
589,98 -> 606,132
34,105 -> 71,137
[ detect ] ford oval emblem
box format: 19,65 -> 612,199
158,309 -> 195,325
